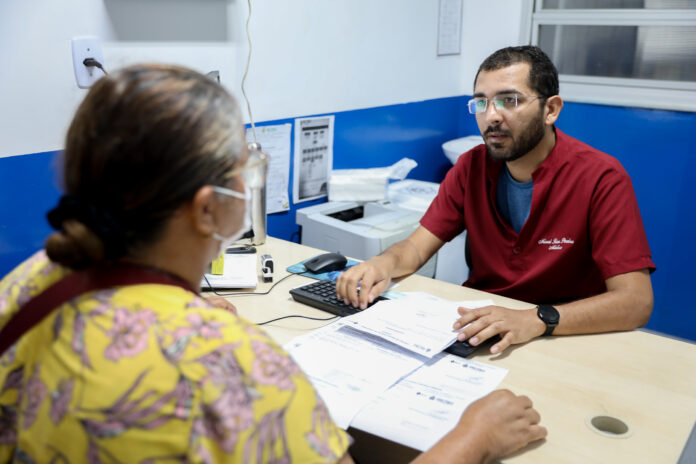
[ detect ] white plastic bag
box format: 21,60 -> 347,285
328,158 -> 417,202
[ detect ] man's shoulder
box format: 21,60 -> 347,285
555,129 -> 628,176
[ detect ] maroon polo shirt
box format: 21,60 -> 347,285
421,129 -> 655,304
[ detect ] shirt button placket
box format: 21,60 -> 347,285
510,244 -> 524,270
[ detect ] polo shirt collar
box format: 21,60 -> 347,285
483,127 -> 567,184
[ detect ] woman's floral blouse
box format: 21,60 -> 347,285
0,251 -> 350,463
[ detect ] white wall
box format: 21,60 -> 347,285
0,0 -> 524,159
460,0 -> 526,94
227,0 -> 524,123
0,0 -> 239,158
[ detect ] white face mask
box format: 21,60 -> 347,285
211,184 -> 252,257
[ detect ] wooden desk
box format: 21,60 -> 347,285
221,237 -> 696,463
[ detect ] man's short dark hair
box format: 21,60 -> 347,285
474,46 -> 559,98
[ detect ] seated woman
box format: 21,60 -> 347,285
0,64 -> 545,463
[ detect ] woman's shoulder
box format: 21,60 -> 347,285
108,285 -> 280,368
0,250 -> 69,327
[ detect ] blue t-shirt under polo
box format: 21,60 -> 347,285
496,166 -> 534,233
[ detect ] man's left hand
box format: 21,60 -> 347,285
452,306 -> 546,354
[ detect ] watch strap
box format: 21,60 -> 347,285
537,304 -> 559,336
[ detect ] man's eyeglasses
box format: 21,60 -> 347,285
467,94 -> 544,114
223,148 -> 269,190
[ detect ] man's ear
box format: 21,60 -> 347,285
190,185 -> 218,236
544,95 -> 563,126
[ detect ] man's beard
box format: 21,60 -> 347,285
484,111 -> 546,162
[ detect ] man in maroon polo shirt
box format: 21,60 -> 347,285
336,45 -> 655,354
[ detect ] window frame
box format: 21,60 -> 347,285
521,0 -> 696,112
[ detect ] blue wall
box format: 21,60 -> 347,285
0,151 -> 62,275
1,96 -> 694,341
262,97 -> 462,243
555,102 -> 696,342
0,97 -> 462,275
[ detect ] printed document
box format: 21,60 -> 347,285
344,293 -> 496,357
351,353 -> 508,451
285,292 -> 506,437
246,124 -> 291,214
285,321 -> 425,428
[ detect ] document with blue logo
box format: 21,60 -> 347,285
352,353 -> 508,451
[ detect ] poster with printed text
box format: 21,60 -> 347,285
293,115 -> 334,203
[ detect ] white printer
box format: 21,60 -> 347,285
296,180 -> 469,283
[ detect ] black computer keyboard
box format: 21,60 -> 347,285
289,279 -> 479,358
289,279 -> 386,317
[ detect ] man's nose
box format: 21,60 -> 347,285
483,101 -> 503,125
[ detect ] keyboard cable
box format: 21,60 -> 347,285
202,272 -> 339,326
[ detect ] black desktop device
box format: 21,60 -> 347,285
289,279 -> 479,357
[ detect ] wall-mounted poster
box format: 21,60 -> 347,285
293,115 -> 334,203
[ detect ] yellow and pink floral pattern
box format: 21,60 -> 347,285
0,251 -> 350,463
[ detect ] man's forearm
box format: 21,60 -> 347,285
378,238 -> 428,279
376,226 -> 445,280
554,270 -> 653,335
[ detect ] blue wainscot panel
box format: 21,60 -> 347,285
557,102 -> 696,342
0,151 -> 62,276
0,97 -> 463,276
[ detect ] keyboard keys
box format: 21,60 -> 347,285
289,280 -> 384,317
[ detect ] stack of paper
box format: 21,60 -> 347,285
285,323 -> 425,428
352,353 -> 508,451
284,292 -> 508,450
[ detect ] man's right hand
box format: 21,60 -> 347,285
335,255 -> 395,309
336,226 -> 444,310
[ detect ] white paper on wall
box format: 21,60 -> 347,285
246,124 -> 291,214
293,115 -> 334,204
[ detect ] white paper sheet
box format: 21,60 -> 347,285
293,115 -> 334,203
285,321 -> 425,428
342,297 -> 458,358
351,353 -> 508,451
343,293 -> 496,357
437,0 -> 462,56
246,124 -> 291,214
201,254 -> 257,289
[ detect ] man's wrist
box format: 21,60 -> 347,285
536,304 -> 560,336
529,308 -> 547,338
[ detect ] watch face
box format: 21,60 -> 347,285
538,305 -> 560,325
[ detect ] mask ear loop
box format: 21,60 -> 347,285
210,185 -> 251,246
210,186 -> 243,241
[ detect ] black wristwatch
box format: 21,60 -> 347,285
536,304 -> 560,336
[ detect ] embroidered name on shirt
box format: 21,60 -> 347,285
538,237 -> 575,251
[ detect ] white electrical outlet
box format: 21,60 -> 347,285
71,36 -> 105,89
